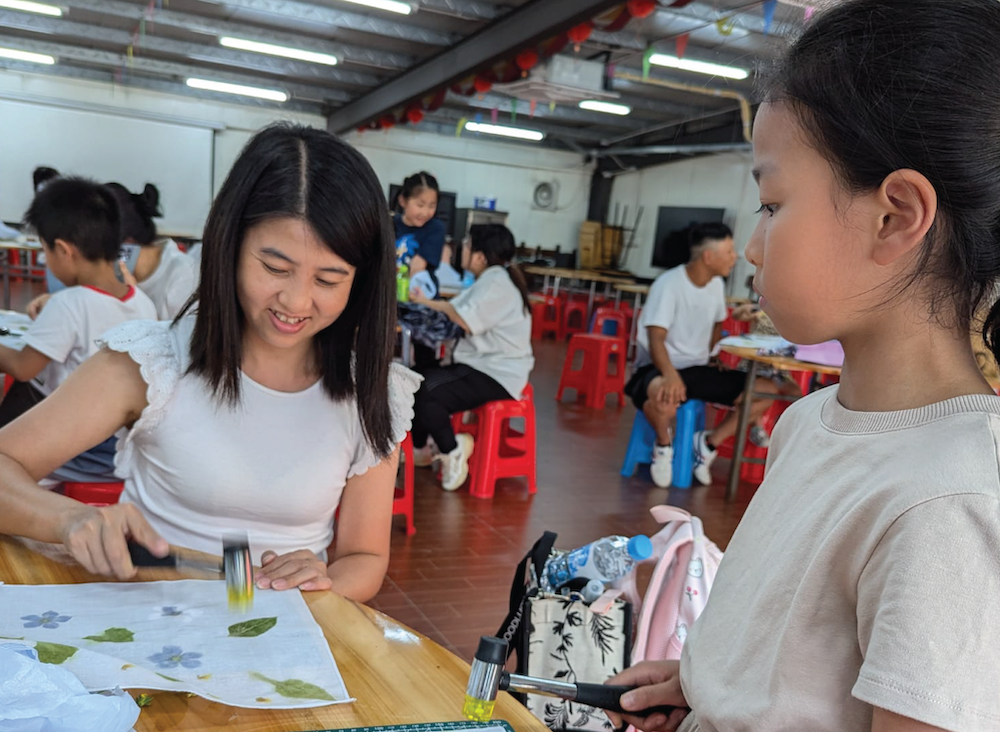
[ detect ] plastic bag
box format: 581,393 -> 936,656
0,644 -> 140,732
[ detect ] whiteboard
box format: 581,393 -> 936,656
0,100 -> 213,237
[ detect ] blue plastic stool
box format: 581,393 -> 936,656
620,400 -> 706,488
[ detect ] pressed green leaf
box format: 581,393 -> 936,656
0,635 -> 24,640
84,627 -> 135,643
157,672 -> 182,682
35,642 -> 77,665
136,693 -> 153,707
250,672 -> 335,701
228,617 -> 277,638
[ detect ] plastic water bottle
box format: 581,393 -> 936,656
541,535 -> 653,592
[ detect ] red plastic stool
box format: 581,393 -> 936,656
458,384 -> 537,499
591,306 -> 629,338
562,299 -> 589,339
2,374 -> 13,397
393,433 -> 416,535
531,296 -> 563,340
62,481 -> 124,507
556,334 -> 626,408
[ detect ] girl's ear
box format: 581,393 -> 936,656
872,169 -> 937,267
397,194 -> 407,210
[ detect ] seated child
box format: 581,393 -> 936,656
0,177 -> 157,481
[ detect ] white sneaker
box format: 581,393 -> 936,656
650,444 -> 673,488
412,445 -> 436,468
749,424 -> 771,449
440,433 -> 473,491
693,431 -> 717,486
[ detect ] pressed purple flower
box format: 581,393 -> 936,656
148,645 -> 202,669
21,610 -> 71,629
161,606 -> 183,616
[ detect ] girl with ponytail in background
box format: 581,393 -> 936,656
410,224 -> 533,491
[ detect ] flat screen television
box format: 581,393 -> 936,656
651,206 -> 727,270
388,184 -> 457,241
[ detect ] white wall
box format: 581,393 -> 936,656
609,151 -> 759,294
0,69 -> 325,236
345,127 -> 593,253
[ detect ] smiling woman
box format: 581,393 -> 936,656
0,124 -> 419,603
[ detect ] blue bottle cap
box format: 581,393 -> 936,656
627,535 -> 653,561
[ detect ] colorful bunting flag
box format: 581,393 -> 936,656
762,0 -> 777,34
676,33 -> 689,59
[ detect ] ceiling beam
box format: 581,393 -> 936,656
199,0 -> 457,47
326,0 -> 624,134
65,0 -> 415,71
0,35 -> 351,103
419,0 -> 504,22
0,10 -> 380,86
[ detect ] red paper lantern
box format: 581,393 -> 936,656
567,21 -> 593,50
473,75 -> 492,94
380,114 -> 396,129
406,107 -> 424,124
515,49 -> 539,77
627,0 -> 657,19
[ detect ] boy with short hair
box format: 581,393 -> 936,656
0,177 -> 157,480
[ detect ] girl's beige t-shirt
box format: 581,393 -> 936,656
680,387 -> 1000,732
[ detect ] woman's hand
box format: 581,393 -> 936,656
256,549 -> 332,592
26,293 -> 50,320
57,502 -> 168,579
605,661 -> 689,732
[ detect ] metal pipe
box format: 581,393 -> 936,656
593,142 -> 751,157
613,71 -> 754,144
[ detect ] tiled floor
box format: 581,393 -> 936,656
372,338 -> 757,664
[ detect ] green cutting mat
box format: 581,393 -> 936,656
306,721 -> 517,732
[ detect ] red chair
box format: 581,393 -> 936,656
393,433 -> 416,536
530,296 -> 563,340
562,299 -> 589,339
62,481 -> 125,507
556,334 -> 626,408
590,306 -> 628,338
454,385 -> 537,499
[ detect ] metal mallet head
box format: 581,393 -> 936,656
128,534 -> 253,612
463,636 -> 680,722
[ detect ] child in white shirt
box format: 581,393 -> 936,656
410,224 -> 534,491
608,2 -> 1000,731
0,177 -> 157,481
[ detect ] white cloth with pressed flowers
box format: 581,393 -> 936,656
0,580 -> 351,709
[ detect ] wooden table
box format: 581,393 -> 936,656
0,238 -> 44,310
720,346 -> 842,503
0,536 -> 548,732
522,266 -> 633,323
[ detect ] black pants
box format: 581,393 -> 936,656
0,380 -> 45,428
412,363 -> 511,454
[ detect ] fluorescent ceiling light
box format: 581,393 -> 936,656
0,46 -> 55,64
579,100 -> 631,116
337,0 -> 412,14
186,77 -> 287,102
648,53 -> 748,80
465,121 -> 544,142
0,0 -> 62,16
219,37 -> 337,66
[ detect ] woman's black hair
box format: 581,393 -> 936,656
105,182 -> 161,245
469,223 -> 530,314
762,0 -> 1000,362
399,171 -> 439,202
179,123 -> 397,458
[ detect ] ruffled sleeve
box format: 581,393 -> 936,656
348,362 -> 422,478
95,319 -> 184,480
